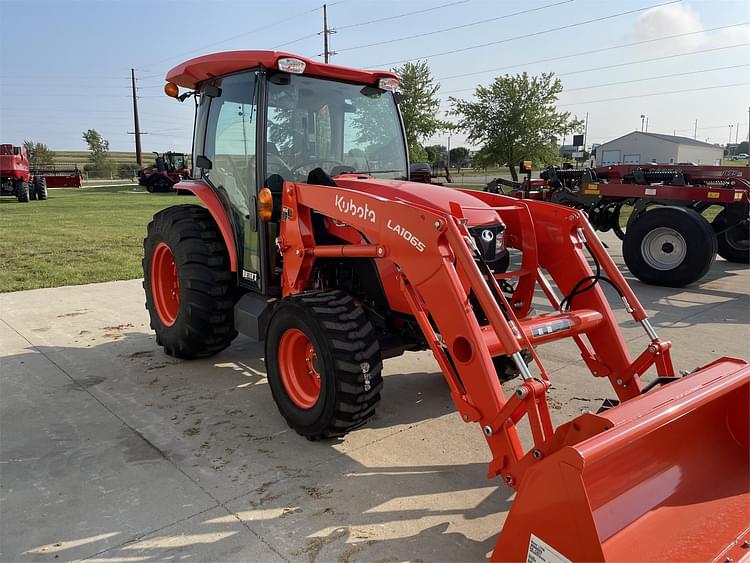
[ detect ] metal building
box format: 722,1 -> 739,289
594,131 -> 723,166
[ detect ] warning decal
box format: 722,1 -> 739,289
527,534 -> 572,563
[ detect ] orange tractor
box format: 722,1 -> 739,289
143,51 -> 749,561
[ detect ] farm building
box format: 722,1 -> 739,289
594,131 -> 723,166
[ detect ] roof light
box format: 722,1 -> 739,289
277,57 -> 306,74
378,77 -> 400,92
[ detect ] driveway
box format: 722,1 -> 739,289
1,232 -> 748,562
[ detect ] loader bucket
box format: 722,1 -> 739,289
493,358 -> 750,562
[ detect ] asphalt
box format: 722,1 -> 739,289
1,231 -> 748,562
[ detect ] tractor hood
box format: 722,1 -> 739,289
333,176 -> 501,226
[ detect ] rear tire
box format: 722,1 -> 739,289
15,181 -> 29,203
623,206 -> 716,287
265,290 -> 383,440
143,204 -> 237,358
34,176 -> 47,200
712,208 -> 749,263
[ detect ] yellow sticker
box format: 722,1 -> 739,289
583,183 -> 600,195
707,192 -> 720,199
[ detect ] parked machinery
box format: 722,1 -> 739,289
1,143 -> 48,202
143,51 -> 749,562
138,151 -> 190,192
487,162 -> 750,286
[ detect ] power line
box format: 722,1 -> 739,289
138,4 -> 326,69
369,0 -> 684,66
436,24 -> 750,81
563,64 -> 750,93
337,0 -> 572,52
556,82 -> 750,107
336,0 -> 469,30
438,60 -> 750,96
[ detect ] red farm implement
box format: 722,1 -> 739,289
31,165 -> 83,188
1,143 -> 49,201
487,162 -> 750,286
141,51 -> 749,561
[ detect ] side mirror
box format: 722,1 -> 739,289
195,155 -> 212,170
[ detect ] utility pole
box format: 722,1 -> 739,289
728,124 -> 734,156
694,119 -> 697,140
640,114 -> 645,132
645,116 -> 649,133
321,4 -> 336,63
736,122 -> 740,145
131,68 -> 142,168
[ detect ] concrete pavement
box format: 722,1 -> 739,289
1,232 -> 748,562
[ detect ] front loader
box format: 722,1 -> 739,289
143,51 -> 749,561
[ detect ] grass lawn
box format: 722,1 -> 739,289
0,185 -> 180,292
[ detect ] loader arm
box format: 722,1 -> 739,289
279,180 -> 750,562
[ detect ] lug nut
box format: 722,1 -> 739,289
532,449 -> 543,459
483,425 -> 493,436
742,540 -> 750,548
504,474 -> 514,485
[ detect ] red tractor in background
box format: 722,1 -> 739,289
487,162 -> 750,286
1,144 -> 48,202
138,151 -> 190,192
142,51 -> 749,562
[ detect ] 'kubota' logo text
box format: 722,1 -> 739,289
387,220 -> 426,252
335,195 -> 376,223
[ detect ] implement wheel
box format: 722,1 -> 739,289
712,208 -> 749,264
143,204 -> 237,358
623,206 -> 716,287
265,290 -> 383,440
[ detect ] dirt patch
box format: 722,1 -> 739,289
57,309 -> 89,318
291,527 -> 348,563
303,485 -> 333,499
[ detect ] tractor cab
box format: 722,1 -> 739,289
165,52 -> 408,294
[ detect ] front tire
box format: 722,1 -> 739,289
265,290 -> 383,440
623,206 -> 716,287
143,205 -> 237,358
15,180 -> 29,202
34,176 -> 48,200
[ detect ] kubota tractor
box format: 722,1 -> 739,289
1,143 -> 48,202
138,151 -> 190,192
143,51 -> 749,562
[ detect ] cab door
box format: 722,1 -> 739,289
199,71 -> 262,290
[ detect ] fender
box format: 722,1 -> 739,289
174,179 -> 238,272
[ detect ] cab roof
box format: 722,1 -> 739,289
166,50 -> 399,89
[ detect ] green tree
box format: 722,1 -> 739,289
82,129 -> 114,177
424,144 -> 447,168
22,140 -> 55,168
449,147 -> 470,169
450,72 -> 583,180
394,61 -> 447,163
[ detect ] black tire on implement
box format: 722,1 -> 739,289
29,178 -> 37,200
143,204 -> 237,358
16,181 -> 29,202
265,290 -> 383,440
34,176 -> 48,200
623,206 -> 716,287
712,208 -> 749,264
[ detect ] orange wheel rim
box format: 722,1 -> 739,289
151,242 -> 180,327
278,328 -> 321,409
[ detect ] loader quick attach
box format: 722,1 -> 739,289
144,51 -> 750,562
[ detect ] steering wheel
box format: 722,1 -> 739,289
289,158 -> 346,178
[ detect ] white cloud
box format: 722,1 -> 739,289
633,3 -> 705,49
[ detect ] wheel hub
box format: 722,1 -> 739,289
641,227 -> 687,270
151,242 -> 180,326
278,328 -> 321,409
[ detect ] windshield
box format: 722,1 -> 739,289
265,74 -> 407,183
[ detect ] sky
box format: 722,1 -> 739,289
1,0 -> 748,155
